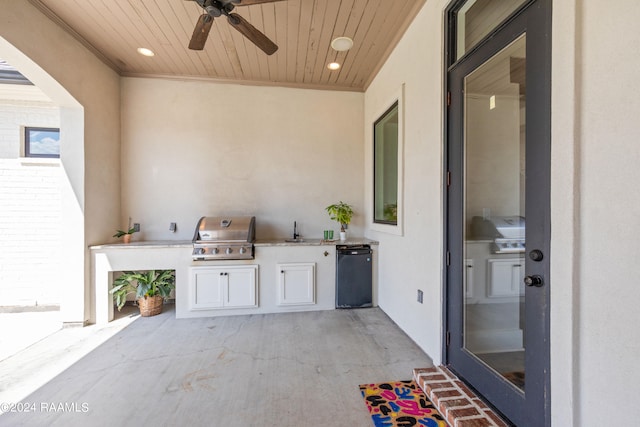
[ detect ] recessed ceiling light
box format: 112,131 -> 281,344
331,37 -> 353,52
327,62 -> 341,71
137,47 -> 155,57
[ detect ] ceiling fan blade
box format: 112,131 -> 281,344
234,0 -> 286,6
189,14 -> 214,50
227,13 -> 278,55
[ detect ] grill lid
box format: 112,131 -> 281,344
193,216 -> 256,243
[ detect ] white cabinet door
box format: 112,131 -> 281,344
277,263 -> 315,305
487,258 -> 524,298
226,267 -> 257,308
191,268 -> 225,309
190,265 -> 257,310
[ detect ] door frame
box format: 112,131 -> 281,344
442,0 -> 552,425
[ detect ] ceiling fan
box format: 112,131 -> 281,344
187,0 -> 284,55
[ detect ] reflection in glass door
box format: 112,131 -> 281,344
464,35 -> 527,390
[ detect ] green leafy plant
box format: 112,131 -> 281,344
112,227 -> 136,238
113,216 -> 137,238
383,203 -> 398,222
326,201 -> 354,231
110,269 -> 175,311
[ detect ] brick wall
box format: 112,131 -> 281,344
0,95 -> 61,306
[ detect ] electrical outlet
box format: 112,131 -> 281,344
169,222 -> 177,232
133,223 -> 140,232
417,290 -> 423,304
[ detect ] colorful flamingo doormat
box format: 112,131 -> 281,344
359,380 -> 448,427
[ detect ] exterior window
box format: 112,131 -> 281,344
452,0 -> 528,61
24,127 -> 60,158
373,101 -> 399,225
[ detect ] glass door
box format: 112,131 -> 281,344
464,33 -> 527,389
445,1 -> 551,425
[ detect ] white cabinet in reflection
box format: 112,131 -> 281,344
487,258 -> 524,298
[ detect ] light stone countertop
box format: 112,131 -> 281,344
254,238 -> 378,246
90,238 -> 378,250
89,240 -> 192,250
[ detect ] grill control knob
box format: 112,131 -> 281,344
195,248 -> 205,255
212,247 -> 219,254
226,247 -> 233,255
239,247 -> 247,254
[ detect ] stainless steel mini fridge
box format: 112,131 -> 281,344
336,244 -> 372,308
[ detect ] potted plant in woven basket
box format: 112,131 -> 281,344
110,270 -> 175,317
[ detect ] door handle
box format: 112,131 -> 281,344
524,275 -> 544,287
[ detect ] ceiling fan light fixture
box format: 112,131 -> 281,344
331,36 -> 353,52
327,62 -> 341,71
137,47 -> 155,57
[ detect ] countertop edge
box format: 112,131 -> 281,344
90,238 -> 379,250
254,238 -> 379,247
89,240 -> 192,250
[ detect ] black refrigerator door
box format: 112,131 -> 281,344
336,248 -> 372,308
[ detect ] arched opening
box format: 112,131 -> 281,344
0,37 -> 86,336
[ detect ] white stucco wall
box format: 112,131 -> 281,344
120,78 -> 364,241
552,1 -> 640,425
0,0 -> 121,323
364,0 -> 445,364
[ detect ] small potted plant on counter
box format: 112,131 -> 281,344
113,217 -> 137,243
110,269 -> 175,317
326,201 -> 354,241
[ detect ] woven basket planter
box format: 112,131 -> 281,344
137,295 -> 164,317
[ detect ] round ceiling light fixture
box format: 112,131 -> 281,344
327,62 -> 341,71
137,47 -> 155,57
331,36 -> 353,52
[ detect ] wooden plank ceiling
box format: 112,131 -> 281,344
30,0 -> 425,92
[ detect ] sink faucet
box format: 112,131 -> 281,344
293,221 -> 299,240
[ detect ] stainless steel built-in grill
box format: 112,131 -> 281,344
470,215 -> 526,254
192,216 -> 256,260
489,216 -> 525,254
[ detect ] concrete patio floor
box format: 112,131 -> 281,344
0,309 -> 62,363
0,306 -> 140,409
0,306 -> 433,427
